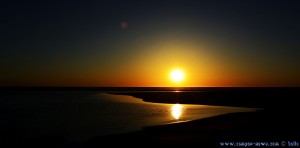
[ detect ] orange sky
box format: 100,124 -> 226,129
1,1 -> 300,87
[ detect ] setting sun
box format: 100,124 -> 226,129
170,69 -> 185,82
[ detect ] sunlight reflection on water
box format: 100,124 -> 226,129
0,92 -> 258,142
171,104 -> 183,120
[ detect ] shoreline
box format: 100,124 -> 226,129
3,110 -> 299,147
2,88 -> 299,147
85,110 -> 300,147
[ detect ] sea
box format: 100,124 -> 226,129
0,88 -> 259,145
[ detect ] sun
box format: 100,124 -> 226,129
170,69 -> 185,82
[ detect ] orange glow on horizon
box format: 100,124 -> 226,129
3,37 -> 299,87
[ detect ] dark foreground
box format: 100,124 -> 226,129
85,110 -> 300,147
3,110 -> 299,148
1,87 -> 300,147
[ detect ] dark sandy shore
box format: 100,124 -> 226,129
2,87 -> 299,147
83,88 -> 300,147
85,110 -> 300,147
3,110 -> 299,148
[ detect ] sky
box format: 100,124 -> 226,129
1,0 -> 300,87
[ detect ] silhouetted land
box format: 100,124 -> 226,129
2,87 -> 299,110
85,111 -> 300,147
1,87 -> 299,147
85,87 -> 300,147
110,87 -> 300,110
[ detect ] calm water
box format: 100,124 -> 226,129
0,91 -> 256,143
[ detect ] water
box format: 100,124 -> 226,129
0,91 -> 256,143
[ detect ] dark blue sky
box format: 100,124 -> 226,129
1,0 -> 300,86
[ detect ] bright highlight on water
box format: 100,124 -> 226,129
171,104 -> 183,120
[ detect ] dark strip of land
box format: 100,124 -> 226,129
3,87 -> 299,109
1,86 -> 299,92
2,87 -> 299,147
4,110 -> 299,148
85,110 -> 300,147
110,87 -> 300,110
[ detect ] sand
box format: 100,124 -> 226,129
2,109 -> 299,148
84,110 -> 300,147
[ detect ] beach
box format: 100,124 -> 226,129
85,87 -> 300,147
85,110 -> 299,147
4,110 -> 298,147
1,87 -> 299,148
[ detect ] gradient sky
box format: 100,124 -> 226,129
1,0 -> 300,87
